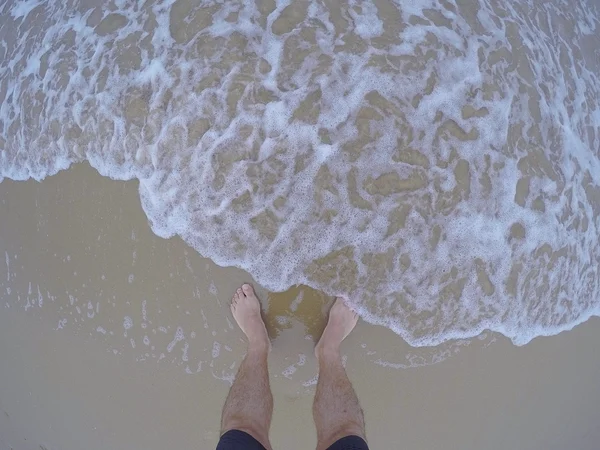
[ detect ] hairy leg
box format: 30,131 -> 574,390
220,284 -> 273,450
313,298 -> 366,450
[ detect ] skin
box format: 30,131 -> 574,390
220,284 -> 366,450
313,298 -> 365,450
221,284 -> 273,449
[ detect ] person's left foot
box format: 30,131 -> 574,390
315,297 -> 358,359
231,284 -> 270,350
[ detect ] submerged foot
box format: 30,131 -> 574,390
230,283 -> 269,351
315,297 -> 359,358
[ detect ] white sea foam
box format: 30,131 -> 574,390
1,0 -> 599,346
170,326 -> 185,353
212,341 -> 221,359
123,316 -> 133,330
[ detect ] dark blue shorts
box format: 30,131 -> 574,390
216,429 -> 369,450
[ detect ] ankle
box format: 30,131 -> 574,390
315,343 -> 340,362
247,338 -> 270,355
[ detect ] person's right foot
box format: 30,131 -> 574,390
231,283 -> 270,351
315,297 -> 359,358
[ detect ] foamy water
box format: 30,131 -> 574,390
1,0 -> 599,346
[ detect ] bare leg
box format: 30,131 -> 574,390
220,284 -> 273,450
313,298 -> 365,450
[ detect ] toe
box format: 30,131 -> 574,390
242,283 -> 254,296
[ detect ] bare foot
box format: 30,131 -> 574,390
315,297 -> 359,358
231,283 -> 270,351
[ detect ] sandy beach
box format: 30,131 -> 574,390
1,165 -> 599,450
2,0 -> 600,448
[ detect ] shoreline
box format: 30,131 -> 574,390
2,162 -> 597,349
1,164 -> 600,449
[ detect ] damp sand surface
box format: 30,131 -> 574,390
1,166 -> 600,450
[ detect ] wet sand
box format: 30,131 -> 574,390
1,164 -> 599,450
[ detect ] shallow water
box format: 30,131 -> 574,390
1,165 -> 489,385
1,0 -> 599,346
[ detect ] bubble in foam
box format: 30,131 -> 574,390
123,316 -> 133,330
212,341 -> 221,359
275,316 -> 290,326
282,365 -> 297,378
182,341 -> 189,362
167,326 -> 185,353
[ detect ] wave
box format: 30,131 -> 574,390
1,0 -> 599,345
